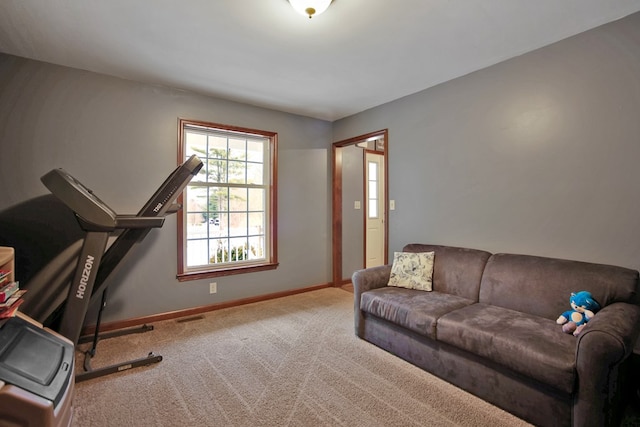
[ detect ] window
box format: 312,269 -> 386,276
367,160 -> 379,219
177,119 -> 278,280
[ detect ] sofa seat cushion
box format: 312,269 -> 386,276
360,287 -> 475,339
437,303 -> 577,394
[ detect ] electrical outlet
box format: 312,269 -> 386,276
209,282 -> 217,294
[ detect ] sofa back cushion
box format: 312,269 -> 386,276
478,253 -> 639,320
402,244 -> 491,301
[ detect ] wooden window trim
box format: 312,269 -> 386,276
177,118 -> 278,281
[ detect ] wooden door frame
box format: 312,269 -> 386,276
332,129 -> 388,286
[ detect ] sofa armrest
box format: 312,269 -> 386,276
351,265 -> 391,337
352,265 -> 391,295
573,302 -> 640,426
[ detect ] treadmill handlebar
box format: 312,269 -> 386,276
41,168 -> 117,229
114,215 -> 165,229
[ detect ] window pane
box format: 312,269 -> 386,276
228,160 -> 246,184
369,161 -> 378,177
209,187 -> 228,212
248,188 -> 264,211
228,138 -> 246,161
186,132 -> 207,158
214,212 -> 228,237
247,162 -> 263,185
186,186 -> 207,226
247,140 -> 264,162
207,217 -> 220,232
187,239 -> 208,267
368,181 -> 377,199
208,159 -> 227,183
249,212 -> 264,234
248,235 -> 264,260
205,188 -> 217,219
211,238 -> 229,263
186,133 -> 208,183
369,200 -> 378,218
209,136 -> 227,159
230,237 -> 248,261
229,212 -> 247,237
230,187 -> 247,211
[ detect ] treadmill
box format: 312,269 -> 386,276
0,155 -> 202,426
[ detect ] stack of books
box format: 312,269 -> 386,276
0,270 -> 26,319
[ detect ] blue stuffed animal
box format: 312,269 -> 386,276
556,291 -> 601,336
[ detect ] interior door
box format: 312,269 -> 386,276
365,151 -> 385,268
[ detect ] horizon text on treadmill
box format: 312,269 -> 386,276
76,254 -> 95,299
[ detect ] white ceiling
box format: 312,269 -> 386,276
1,0 -> 640,121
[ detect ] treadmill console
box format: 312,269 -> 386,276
41,168 -> 117,229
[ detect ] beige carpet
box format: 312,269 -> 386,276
71,288 -> 531,427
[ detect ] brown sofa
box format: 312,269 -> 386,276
352,244 -> 640,427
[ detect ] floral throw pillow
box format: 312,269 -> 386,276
387,251 -> 435,291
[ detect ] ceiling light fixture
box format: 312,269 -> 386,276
289,0 -> 332,19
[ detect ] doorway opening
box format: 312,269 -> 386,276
332,130 -> 388,287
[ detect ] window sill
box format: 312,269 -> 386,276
177,262 -> 279,282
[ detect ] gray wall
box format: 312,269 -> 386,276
0,55 -> 333,324
334,12 -> 640,272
